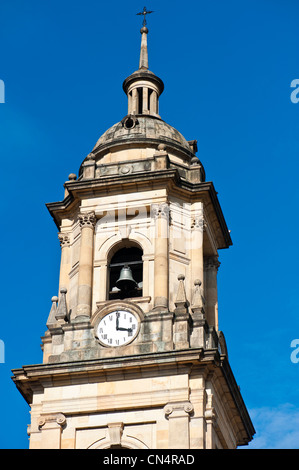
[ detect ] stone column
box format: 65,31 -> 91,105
128,92 -> 132,114
164,401 -> 194,449
76,211 -> 96,320
38,413 -> 66,449
132,88 -> 138,114
152,203 -> 169,310
58,232 -> 71,294
142,87 -> 149,113
204,256 -> 220,330
150,90 -> 158,114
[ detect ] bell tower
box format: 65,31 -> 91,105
12,13 -> 254,449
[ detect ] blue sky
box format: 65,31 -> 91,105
0,0 -> 299,449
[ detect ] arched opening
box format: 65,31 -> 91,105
108,245 -> 143,300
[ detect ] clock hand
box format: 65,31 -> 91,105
117,326 -> 133,333
116,311 -> 120,330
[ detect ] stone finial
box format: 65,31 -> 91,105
191,279 -> 205,314
157,143 -> 167,153
175,275 -> 187,302
188,140 -> 198,154
46,296 -> 58,328
174,274 -> 189,318
55,288 -> 68,323
68,173 -> 77,181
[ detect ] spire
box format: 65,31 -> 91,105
136,7 -> 153,70
139,26 -> 149,70
122,7 -> 164,118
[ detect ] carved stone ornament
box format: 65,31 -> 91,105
107,422 -> 124,447
204,408 -> 217,423
78,211 -> 96,228
191,211 -> 206,232
121,114 -> 139,130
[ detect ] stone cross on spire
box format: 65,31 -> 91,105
136,6 -> 154,27
137,7 -> 154,70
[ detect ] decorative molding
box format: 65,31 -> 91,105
204,408 -> 217,423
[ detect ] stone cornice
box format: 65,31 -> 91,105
46,170 -> 232,249
11,347 -> 254,444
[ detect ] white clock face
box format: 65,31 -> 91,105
97,310 -> 139,347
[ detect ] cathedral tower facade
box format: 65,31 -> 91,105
12,18 -> 254,449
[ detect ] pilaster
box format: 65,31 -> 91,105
58,232 -> 71,295
151,202 -> 169,311
190,205 -> 205,291
76,211 -> 96,320
164,401 -> 194,449
204,255 -> 220,330
38,413 -> 66,449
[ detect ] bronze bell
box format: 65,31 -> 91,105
116,265 -> 137,292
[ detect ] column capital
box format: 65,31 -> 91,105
78,211 -> 96,229
191,211 -> 206,232
151,202 -> 170,220
38,412 -> 66,430
164,401 -> 194,419
58,232 -> 70,247
204,255 -> 221,271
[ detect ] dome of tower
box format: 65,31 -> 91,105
92,115 -> 193,157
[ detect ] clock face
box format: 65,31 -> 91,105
97,310 -> 139,347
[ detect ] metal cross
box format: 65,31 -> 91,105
136,6 -> 154,27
